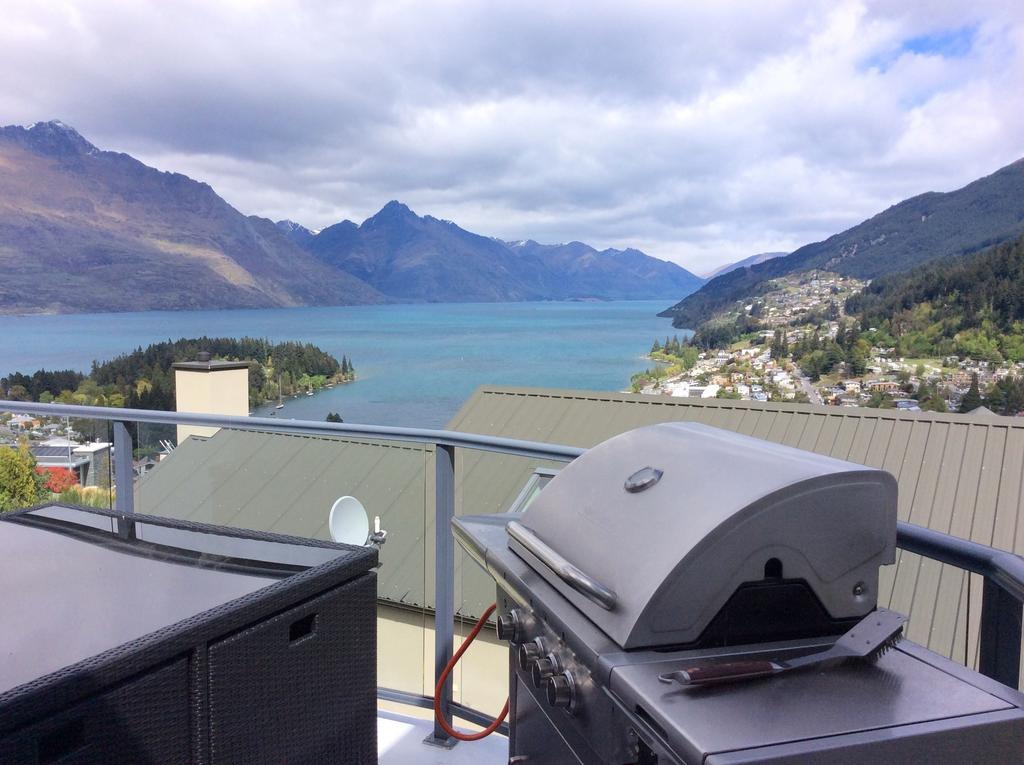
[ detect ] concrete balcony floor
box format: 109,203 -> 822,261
378,708 -> 507,764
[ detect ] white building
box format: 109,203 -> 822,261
666,381 -> 691,398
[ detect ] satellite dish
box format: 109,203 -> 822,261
329,496 -> 369,546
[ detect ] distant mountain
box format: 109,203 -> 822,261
662,158 -> 1024,328
302,202 -> 540,301
275,219 -> 317,248
0,121 -> 384,314
704,251 -> 786,279
505,240 -> 704,300
297,202 -> 704,302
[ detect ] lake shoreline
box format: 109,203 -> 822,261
4,300 -> 677,428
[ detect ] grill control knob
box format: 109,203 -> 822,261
496,611 -> 522,642
530,653 -> 561,688
546,671 -> 576,709
518,638 -> 546,671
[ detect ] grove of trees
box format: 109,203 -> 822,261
2,337 -> 355,412
847,235 -> 1024,363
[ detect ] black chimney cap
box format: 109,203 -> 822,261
196,351 -> 212,362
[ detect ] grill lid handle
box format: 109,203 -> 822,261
624,466 -> 663,493
507,520 -> 617,611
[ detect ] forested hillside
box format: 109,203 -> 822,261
846,235 -> 1024,362
662,157 -> 1024,329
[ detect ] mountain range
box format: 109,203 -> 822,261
279,206 -> 704,302
0,121 -> 703,314
662,157 -> 1024,329
0,121 -> 382,314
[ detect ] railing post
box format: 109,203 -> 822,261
426,443 -> 457,747
112,421 -> 134,515
112,421 -> 135,539
979,577 -> 1023,689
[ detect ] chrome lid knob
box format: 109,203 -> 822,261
496,612 -> 520,642
546,672 -> 575,709
518,638 -> 545,671
531,654 -> 560,688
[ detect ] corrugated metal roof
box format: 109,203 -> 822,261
136,430 -> 502,618
137,432 -> 440,611
31,447 -> 76,458
448,386 -> 1024,682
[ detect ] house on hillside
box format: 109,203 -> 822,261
9,414 -> 39,431
31,438 -> 111,487
866,379 -> 900,394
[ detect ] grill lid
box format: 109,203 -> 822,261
509,422 -> 897,649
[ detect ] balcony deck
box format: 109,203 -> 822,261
378,709 -> 506,763
3,399 -> 1023,761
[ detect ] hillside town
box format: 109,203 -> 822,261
634,272 -> 1024,415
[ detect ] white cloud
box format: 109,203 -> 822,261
1,0 -> 1022,274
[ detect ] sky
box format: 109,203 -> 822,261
2,1 -> 1023,275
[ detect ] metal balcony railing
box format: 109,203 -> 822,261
2,399 -> 1023,743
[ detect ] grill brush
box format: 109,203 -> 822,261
659,608 -> 906,687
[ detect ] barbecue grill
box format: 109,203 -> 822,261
454,423 -> 1024,764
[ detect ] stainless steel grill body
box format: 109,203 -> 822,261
453,424 -> 1024,763
512,422 -> 896,648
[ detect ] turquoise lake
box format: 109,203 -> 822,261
1,301 -> 684,427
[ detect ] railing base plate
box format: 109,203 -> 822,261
422,732 -> 459,749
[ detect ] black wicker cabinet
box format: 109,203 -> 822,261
0,504 -> 378,765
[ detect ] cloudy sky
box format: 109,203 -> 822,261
3,1 -> 1023,274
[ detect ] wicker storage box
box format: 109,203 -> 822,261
0,505 -> 377,765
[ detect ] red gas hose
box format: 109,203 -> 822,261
432,602 -> 510,741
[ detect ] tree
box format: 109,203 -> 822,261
326,412 -> 344,423
770,330 -> 788,361
866,390 -> 895,409
4,385 -> 31,402
959,373 -> 983,413
0,445 -> 44,511
916,382 -> 947,413
848,346 -> 868,376
988,376 -> 1024,416
37,466 -> 79,493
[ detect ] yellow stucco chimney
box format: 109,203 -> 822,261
172,352 -> 250,443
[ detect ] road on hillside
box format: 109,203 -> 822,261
798,373 -> 822,405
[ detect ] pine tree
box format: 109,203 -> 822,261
770,330 -> 788,360
959,373 -> 983,413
